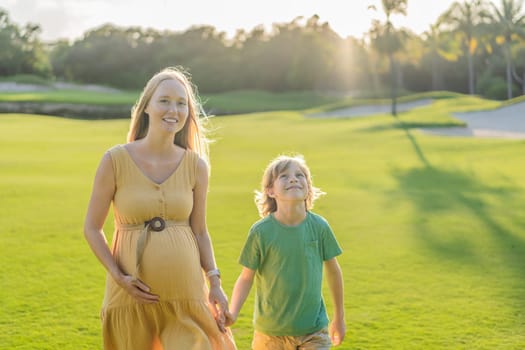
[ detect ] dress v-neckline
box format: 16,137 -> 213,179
122,145 -> 187,186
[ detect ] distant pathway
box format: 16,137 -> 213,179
0,82 -> 120,93
309,97 -> 525,140
420,101 -> 525,139
308,99 -> 433,118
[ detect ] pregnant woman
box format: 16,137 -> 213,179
84,67 -> 236,350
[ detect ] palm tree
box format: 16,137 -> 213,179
439,0 -> 491,95
513,43 -> 525,94
490,0 -> 525,99
368,0 -> 408,116
424,24 -> 449,90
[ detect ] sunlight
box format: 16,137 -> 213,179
6,0 -> 459,41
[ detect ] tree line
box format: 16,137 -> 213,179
1,0 -> 525,101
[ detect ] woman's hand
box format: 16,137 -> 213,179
116,274 -> 160,304
208,283 -> 229,332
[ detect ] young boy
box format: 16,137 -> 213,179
226,155 -> 345,349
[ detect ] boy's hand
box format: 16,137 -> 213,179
224,310 -> 237,327
329,317 -> 346,346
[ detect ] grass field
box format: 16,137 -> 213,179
0,89 -> 342,115
1,95 -> 525,349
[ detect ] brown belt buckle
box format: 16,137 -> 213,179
146,217 -> 166,232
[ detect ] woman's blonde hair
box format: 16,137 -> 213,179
127,66 -> 210,164
255,155 -> 325,217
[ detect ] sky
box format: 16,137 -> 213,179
2,0 -> 461,42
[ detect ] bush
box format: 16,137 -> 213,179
476,72 -> 519,100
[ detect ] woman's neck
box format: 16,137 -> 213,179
140,133 -> 176,155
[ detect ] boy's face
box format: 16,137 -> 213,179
268,162 -> 308,203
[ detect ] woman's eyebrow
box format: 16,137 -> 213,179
157,95 -> 187,100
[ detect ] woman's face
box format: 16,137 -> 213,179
145,78 -> 189,135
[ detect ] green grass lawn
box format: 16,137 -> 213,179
0,89 -> 140,105
1,95 -> 525,349
0,89 -> 342,114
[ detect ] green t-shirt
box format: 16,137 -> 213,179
239,211 -> 343,336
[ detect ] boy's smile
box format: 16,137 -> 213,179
269,163 -> 308,202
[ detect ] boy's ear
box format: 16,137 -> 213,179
266,187 -> 275,198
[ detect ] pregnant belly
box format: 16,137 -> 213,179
117,227 -> 206,300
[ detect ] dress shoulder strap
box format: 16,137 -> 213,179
106,144 -> 128,183
184,149 -> 201,188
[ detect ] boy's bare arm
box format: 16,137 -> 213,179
325,257 -> 346,346
225,267 -> 256,326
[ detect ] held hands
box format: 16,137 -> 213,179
208,282 -> 229,333
116,274 -> 159,304
224,309 -> 236,327
329,317 -> 346,346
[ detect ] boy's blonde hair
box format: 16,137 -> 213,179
255,155 -> 325,217
127,66 -> 210,164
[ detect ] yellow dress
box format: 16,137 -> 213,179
101,145 -> 236,350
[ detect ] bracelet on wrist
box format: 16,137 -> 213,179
205,268 -> 221,279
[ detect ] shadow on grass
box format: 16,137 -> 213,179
392,117 -> 525,301
394,166 -> 524,261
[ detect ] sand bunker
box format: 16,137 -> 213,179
309,99 -> 433,118
309,98 -> 525,140
420,102 -> 525,139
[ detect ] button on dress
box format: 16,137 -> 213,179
100,145 -> 236,350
